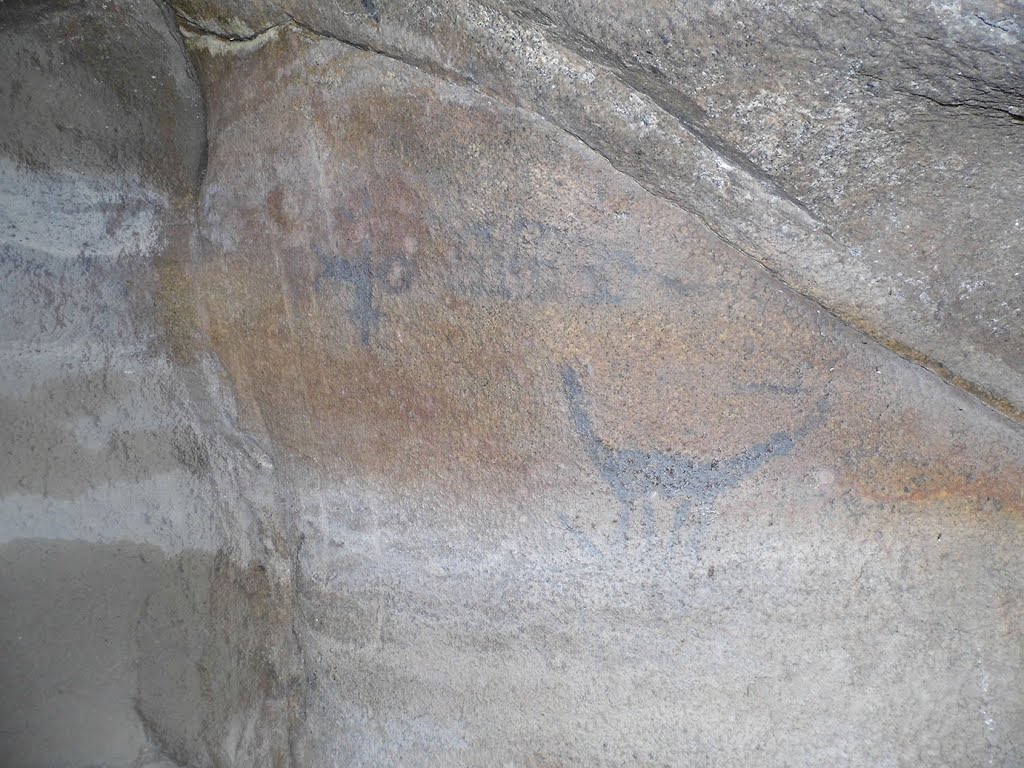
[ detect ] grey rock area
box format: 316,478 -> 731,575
0,1 -> 1022,767
1,2 -> 299,766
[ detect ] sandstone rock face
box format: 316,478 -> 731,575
1,1 -> 1023,767
171,0 -> 1024,420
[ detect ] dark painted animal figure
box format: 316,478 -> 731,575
560,364 -> 830,558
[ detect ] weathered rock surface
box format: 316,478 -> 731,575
1,2 -> 299,766
173,0 -> 1024,421
1,1 -> 1023,766
179,25 -> 1023,766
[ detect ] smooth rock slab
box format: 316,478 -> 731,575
0,3 -> 300,766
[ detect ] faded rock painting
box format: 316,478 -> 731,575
186,31 -> 1023,521
314,188 -> 419,346
559,364 -> 832,559
164,25 -> 1024,768
6,1 -> 1024,765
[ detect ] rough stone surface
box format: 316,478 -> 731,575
1,2 -> 299,766
1,1 -> 1023,767
179,27 -> 1023,766
172,0 -> 1024,420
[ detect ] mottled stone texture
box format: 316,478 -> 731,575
1,1 -> 1023,767
172,0 -> 1024,419
182,27 -> 1023,766
1,2 -> 300,766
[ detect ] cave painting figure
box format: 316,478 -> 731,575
315,242 -> 418,347
314,187 -> 419,347
559,364 -> 831,560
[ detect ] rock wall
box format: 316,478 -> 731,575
1,3 -> 300,766
1,1 -> 1022,766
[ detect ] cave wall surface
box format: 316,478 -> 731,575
2,1 -> 1023,767
172,0 -> 1024,420
1,3 -> 300,766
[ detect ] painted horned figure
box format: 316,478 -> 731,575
559,364 -> 831,559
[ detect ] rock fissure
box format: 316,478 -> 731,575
175,4 -> 1024,428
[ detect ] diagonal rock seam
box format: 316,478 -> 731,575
5,2 -> 1021,764
172,5 -> 1024,431
169,3 -> 1024,430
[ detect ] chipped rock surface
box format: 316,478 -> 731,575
1,1 -> 1022,767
